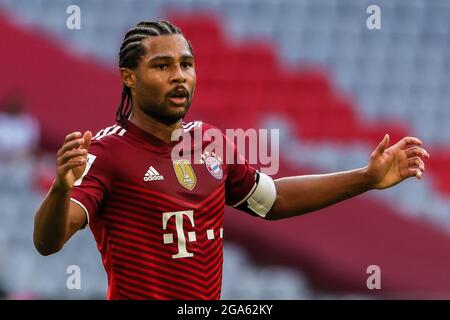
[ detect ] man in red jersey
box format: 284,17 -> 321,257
33,21 -> 430,300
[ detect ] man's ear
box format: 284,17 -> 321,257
120,68 -> 136,89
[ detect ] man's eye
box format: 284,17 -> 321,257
155,64 -> 167,70
181,62 -> 192,69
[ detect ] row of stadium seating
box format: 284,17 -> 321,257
1,0 -> 449,298
2,0 -> 450,145
2,0 -> 449,192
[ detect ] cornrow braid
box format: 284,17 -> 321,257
116,20 -> 193,126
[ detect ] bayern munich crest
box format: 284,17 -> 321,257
201,151 -> 223,180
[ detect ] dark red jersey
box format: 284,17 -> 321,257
70,119 -> 258,300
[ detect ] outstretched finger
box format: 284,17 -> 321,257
408,168 -> 423,180
80,131 -> 92,151
408,157 -> 425,171
64,132 -> 82,144
405,146 -> 430,159
396,136 -> 423,150
375,134 -> 390,155
59,159 -> 87,174
57,149 -> 88,165
57,138 -> 84,157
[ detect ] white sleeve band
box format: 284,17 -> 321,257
74,154 -> 96,186
235,172 -> 276,218
70,198 -> 90,226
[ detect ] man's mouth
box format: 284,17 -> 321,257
168,96 -> 187,106
168,88 -> 189,106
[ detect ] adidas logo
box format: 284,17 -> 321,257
144,166 -> 164,181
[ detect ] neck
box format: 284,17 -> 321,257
129,107 -> 182,144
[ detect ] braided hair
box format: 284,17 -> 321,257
116,20 -> 193,126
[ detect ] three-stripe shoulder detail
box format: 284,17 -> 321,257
92,124 -> 126,141
182,121 -> 202,132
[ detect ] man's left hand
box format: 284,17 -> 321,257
366,135 -> 430,190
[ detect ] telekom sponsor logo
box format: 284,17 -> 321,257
162,210 -> 196,259
162,210 -> 223,259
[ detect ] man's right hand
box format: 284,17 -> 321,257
54,131 -> 92,192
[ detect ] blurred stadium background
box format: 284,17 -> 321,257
0,0 -> 450,299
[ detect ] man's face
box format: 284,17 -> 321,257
130,34 -> 196,125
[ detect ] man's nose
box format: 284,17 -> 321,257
171,65 -> 186,83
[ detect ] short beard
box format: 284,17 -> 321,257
140,100 -> 191,125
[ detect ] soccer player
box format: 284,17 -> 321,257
33,21 -> 429,299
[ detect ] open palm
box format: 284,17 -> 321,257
367,135 -> 430,190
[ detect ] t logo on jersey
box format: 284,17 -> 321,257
162,210 -> 196,259
173,160 -> 197,190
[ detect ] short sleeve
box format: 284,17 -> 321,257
224,135 -> 258,207
224,134 -> 277,218
70,140 -> 113,225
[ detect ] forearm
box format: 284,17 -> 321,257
267,167 -> 373,220
33,181 -> 72,255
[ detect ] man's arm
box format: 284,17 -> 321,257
33,184 -> 87,255
33,131 -> 92,255
266,135 -> 430,220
